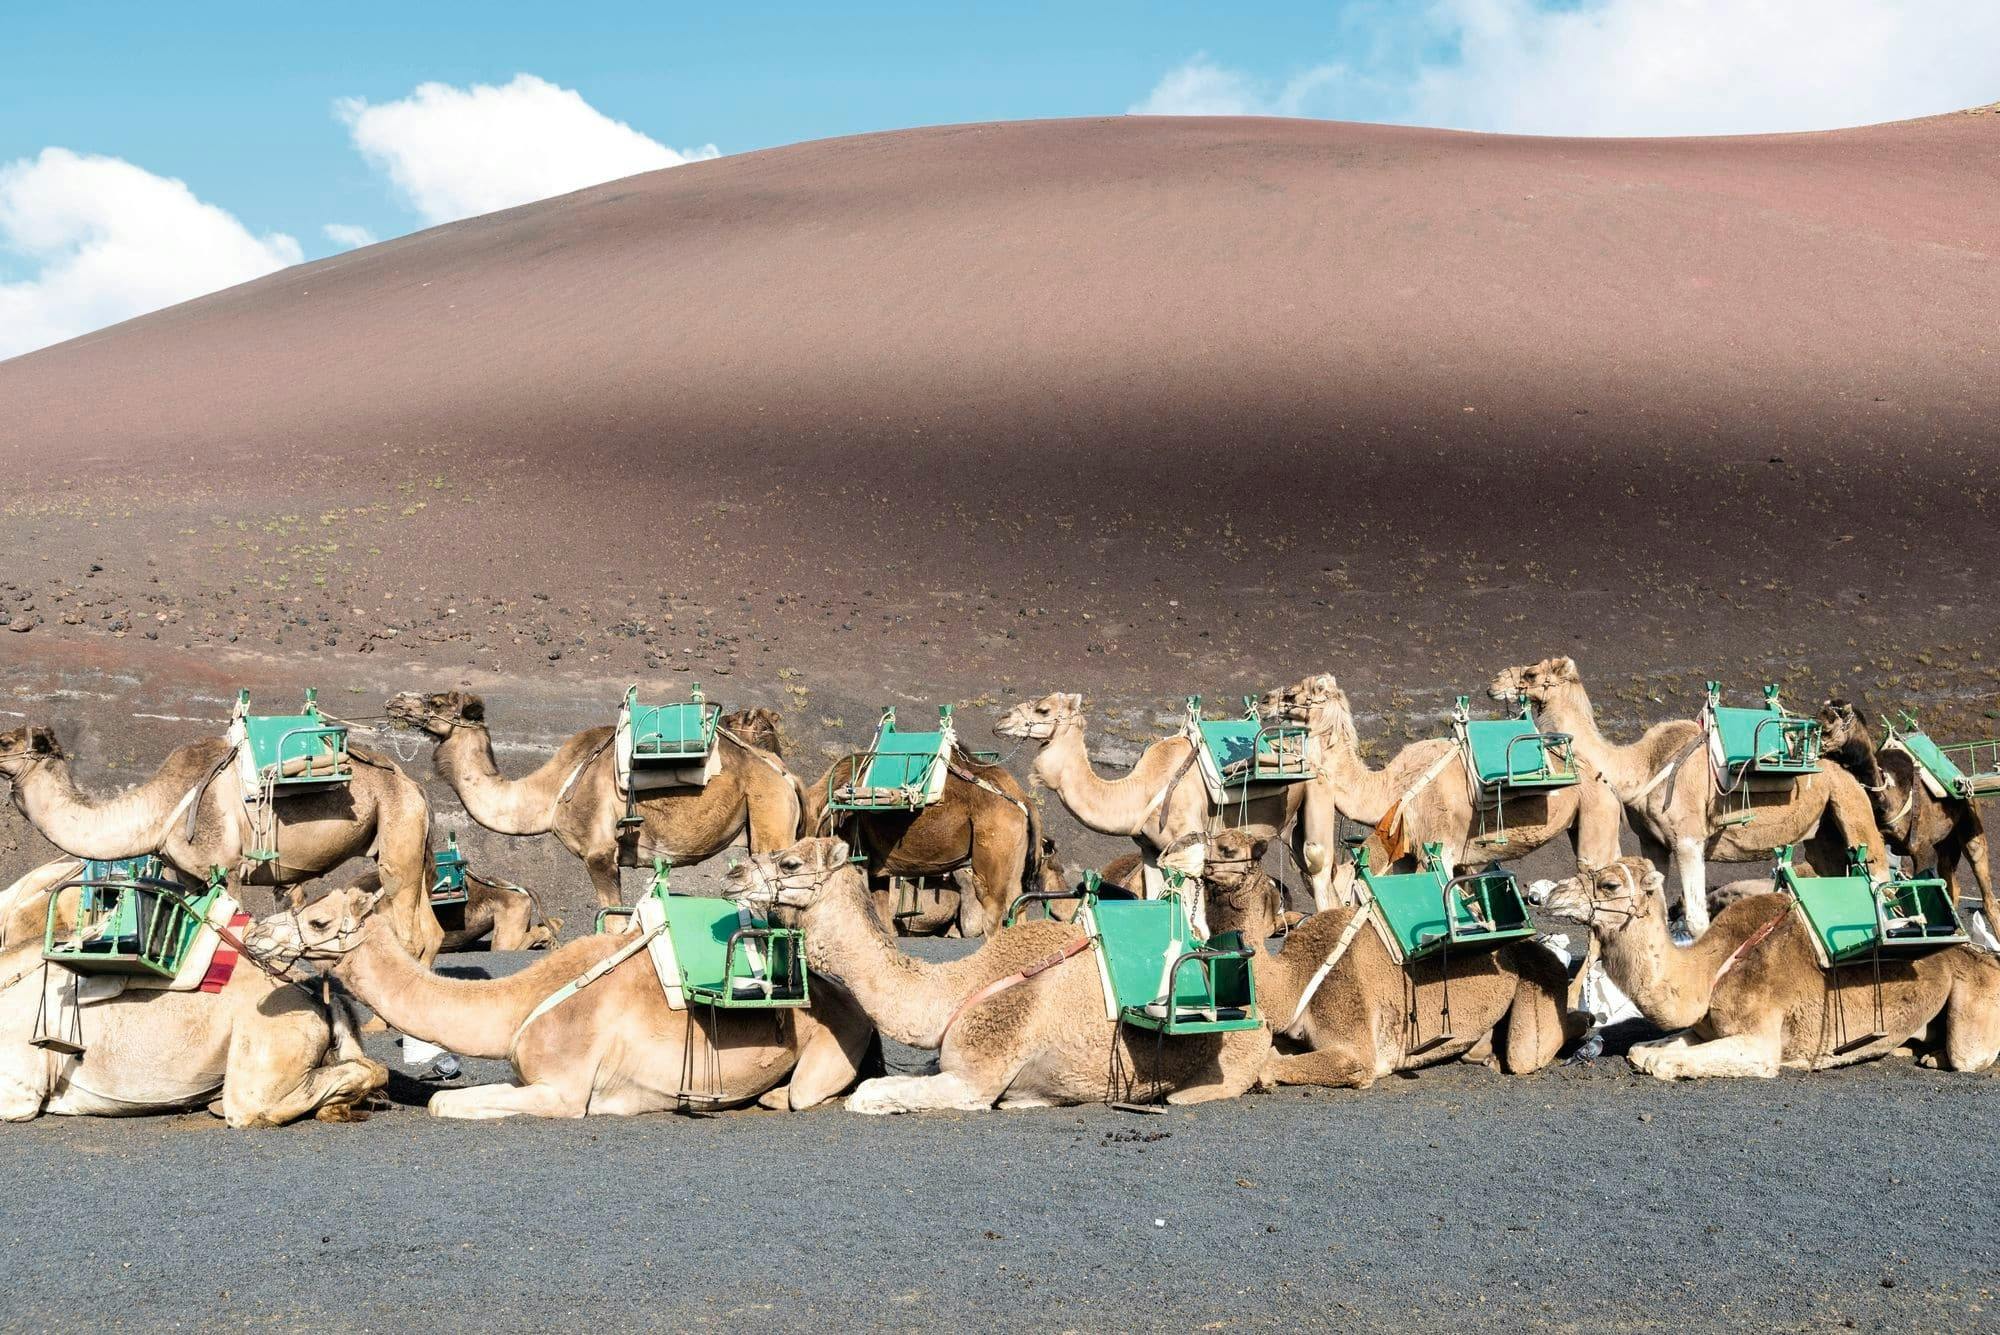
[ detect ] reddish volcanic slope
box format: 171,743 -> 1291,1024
2,112 -> 1998,721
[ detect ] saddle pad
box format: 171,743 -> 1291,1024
118,895 -> 246,994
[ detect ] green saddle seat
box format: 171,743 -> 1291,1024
430,833 -> 469,908
1706,683 -> 1820,776
44,858 -> 222,979
1186,696 -> 1311,803
1774,845 -> 1966,967
624,690 -> 720,763
229,688 -> 351,792
636,864 -> 807,1009
828,706 -> 954,811
1079,892 -> 1258,1035
1350,843 -> 1535,964
1889,723 -> 2000,802
1455,698 -> 1579,789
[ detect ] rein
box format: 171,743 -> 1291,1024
938,934 -> 1096,1043
1713,907 -> 1791,985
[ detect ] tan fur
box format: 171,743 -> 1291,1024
801,749 -> 1040,938
347,867 -> 558,952
0,724 -> 441,963
1261,675 -> 1623,910
1544,857 -> 2000,1078
1200,827 -> 1581,1089
385,692 -> 802,909
245,885 -> 874,1118
730,838 -> 1268,1112
1490,658 -> 1887,933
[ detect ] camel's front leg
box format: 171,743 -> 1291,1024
1673,836 -> 1710,935
1299,785 -> 1339,911
1167,1030 -> 1269,1104
1261,1043 -> 1377,1090
846,1071 -> 996,1114
429,1080 -> 589,1119
225,1056 -> 388,1127
1632,1030 -> 1780,1080
764,993 -> 877,1111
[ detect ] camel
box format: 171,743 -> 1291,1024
0,723 -> 441,963
1817,700 -> 1995,930
347,866 -> 559,952
1488,658 -> 1886,934
726,837 -> 1268,1112
1196,827 -> 1579,1089
802,744 -> 1043,939
1260,675 -> 1623,908
0,861 -> 388,1124
993,693 -> 1309,881
1543,857 -> 2000,1078
385,691 -> 801,909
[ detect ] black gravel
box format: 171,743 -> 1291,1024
2,945 -> 1996,1332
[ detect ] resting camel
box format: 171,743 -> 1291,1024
1817,700 -> 1996,929
346,866 -> 559,952
993,693 -> 1307,876
1489,658 -> 1885,934
727,837 -> 1267,1112
1197,827 -> 1579,1089
1544,857 -> 2000,1078
0,860 -> 388,1125
1260,675 -> 1622,907
0,723 -> 440,963
385,691 -> 801,909
246,882 -> 874,1117
802,747 -> 1042,940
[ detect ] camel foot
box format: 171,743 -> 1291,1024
428,1082 -> 586,1120
846,1072 -> 991,1115
315,1100 -> 373,1124
359,1015 -> 390,1036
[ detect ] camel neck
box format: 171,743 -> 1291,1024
334,919 -> 598,1058
1592,912 -> 1733,1032
1310,712 -> 1398,826
434,725 -> 558,836
806,882 -> 986,1049
1032,717 -> 1177,837
12,757 -> 180,860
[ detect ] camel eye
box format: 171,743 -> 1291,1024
780,858 -> 802,872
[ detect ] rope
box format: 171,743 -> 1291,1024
1280,907 -> 1370,1036
938,934 -> 1096,1043
508,920 -> 666,1063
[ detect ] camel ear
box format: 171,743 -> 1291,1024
1239,823 -> 1277,860
1640,865 -> 1667,896
824,838 -> 851,866
453,693 -> 484,722
346,887 -> 387,930
27,726 -> 60,756
1311,673 -> 1337,692
1062,692 -> 1083,712
1553,657 -> 1579,678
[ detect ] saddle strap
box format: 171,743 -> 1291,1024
1712,908 -> 1791,985
1282,907 -> 1371,1037
508,919 -> 665,1063
1631,730 -> 1705,807
1136,739 -> 1200,829
938,934 -> 1095,1044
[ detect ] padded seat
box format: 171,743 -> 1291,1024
230,689 -> 351,792
829,707 -> 953,811
1351,843 -> 1535,964
1706,684 -> 1820,775
1082,897 -> 1258,1035
1775,846 -> 1965,966
1892,727 -> 2000,801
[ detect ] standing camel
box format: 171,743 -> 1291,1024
1543,857 -> 2000,1078
1197,826 -> 1581,1089
245,882 -> 874,1117
992,693 -> 1307,875
1488,658 -> 1885,934
801,745 -> 1041,940
727,837 -> 1268,1112
0,723 -> 440,962
1260,675 -> 1623,908
385,691 -> 801,908
1816,700 -> 1995,930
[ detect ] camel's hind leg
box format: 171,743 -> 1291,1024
1936,954 -> 2000,1073
1166,1030 -> 1269,1105
762,991 -> 878,1111
429,1081 -> 589,1119
1499,952 -> 1570,1075
964,820 -> 1030,940
1261,1042 -> 1378,1090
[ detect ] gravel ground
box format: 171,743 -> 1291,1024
2,942 -> 1995,1333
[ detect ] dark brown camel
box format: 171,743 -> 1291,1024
1818,699 -> 1995,927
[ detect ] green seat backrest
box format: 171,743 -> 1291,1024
663,894 -> 760,992
1782,871 -> 1880,964
242,712 -> 348,774
1463,718 -> 1572,785
1896,730 -> 1968,795
1088,896 -> 1216,1011
628,700 -> 718,758
862,729 -> 943,789
1711,700 -> 1818,773
1361,863 -> 1534,961
1197,719 -> 1262,771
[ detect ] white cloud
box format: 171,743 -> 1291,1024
337,74 -> 719,225
0,148 -> 300,361
323,223 -> 377,249
1135,1 -> 2000,135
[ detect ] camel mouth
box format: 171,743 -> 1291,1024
1540,883 -> 1591,922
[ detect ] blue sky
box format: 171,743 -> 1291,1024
3,1 -> 1997,357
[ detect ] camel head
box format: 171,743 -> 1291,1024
993,692 -> 1082,741
1542,857 -> 1666,939
0,723 -> 64,778
1816,698 -> 1868,754
1199,825 -> 1286,942
1260,674 -> 1348,745
725,836 -> 863,921
721,706 -> 783,754
1489,656 -> 1580,706
244,885 -> 387,966
385,689 -> 485,737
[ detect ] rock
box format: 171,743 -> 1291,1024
4,619 -> 29,632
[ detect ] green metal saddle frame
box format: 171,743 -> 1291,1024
430,833 -> 470,908
1188,695 -> 1312,788
1453,697 -> 1579,790
1349,843 -> 1536,965
1773,844 -> 1966,968
1885,714 -> 2000,802
827,705 -> 955,813
635,862 -> 808,1009
1706,682 -> 1821,777
43,857 -> 225,979
622,683 -> 721,765
231,688 -> 352,791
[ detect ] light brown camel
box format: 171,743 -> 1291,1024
385,691 -> 801,909
1196,826 -> 1579,1089
0,723 -> 441,963
727,837 -> 1268,1112
1544,857 -> 2000,1078
346,866 -> 559,952
246,882 -> 876,1118
0,862 -> 388,1125
1488,658 -> 1886,934
801,746 -> 1042,939
1260,675 -> 1623,908
1817,699 -> 1996,930
992,693 -> 1307,876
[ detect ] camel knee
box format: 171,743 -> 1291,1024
846,1072 -> 991,1115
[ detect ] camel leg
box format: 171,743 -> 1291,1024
1300,787 -> 1339,911
1500,977 -> 1568,1075
224,1056 -> 388,1128
1167,1031 -> 1269,1105
375,787 -> 444,966
1951,828 -> 1998,940
429,1080 -> 589,1119
846,1071 -> 995,1115
1625,1030 -> 1694,1076
763,993 -> 877,1110
966,823 -> 1029,940
1633,1028 -> 1781,1080
745,778 -> 802,854
487,890 -> 536,951
1261,1043 -> 1377,1090
1673,836 -> 1709,934
1937,956 -> 2000,1073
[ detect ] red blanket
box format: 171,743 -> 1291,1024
199,913 -> 253,993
